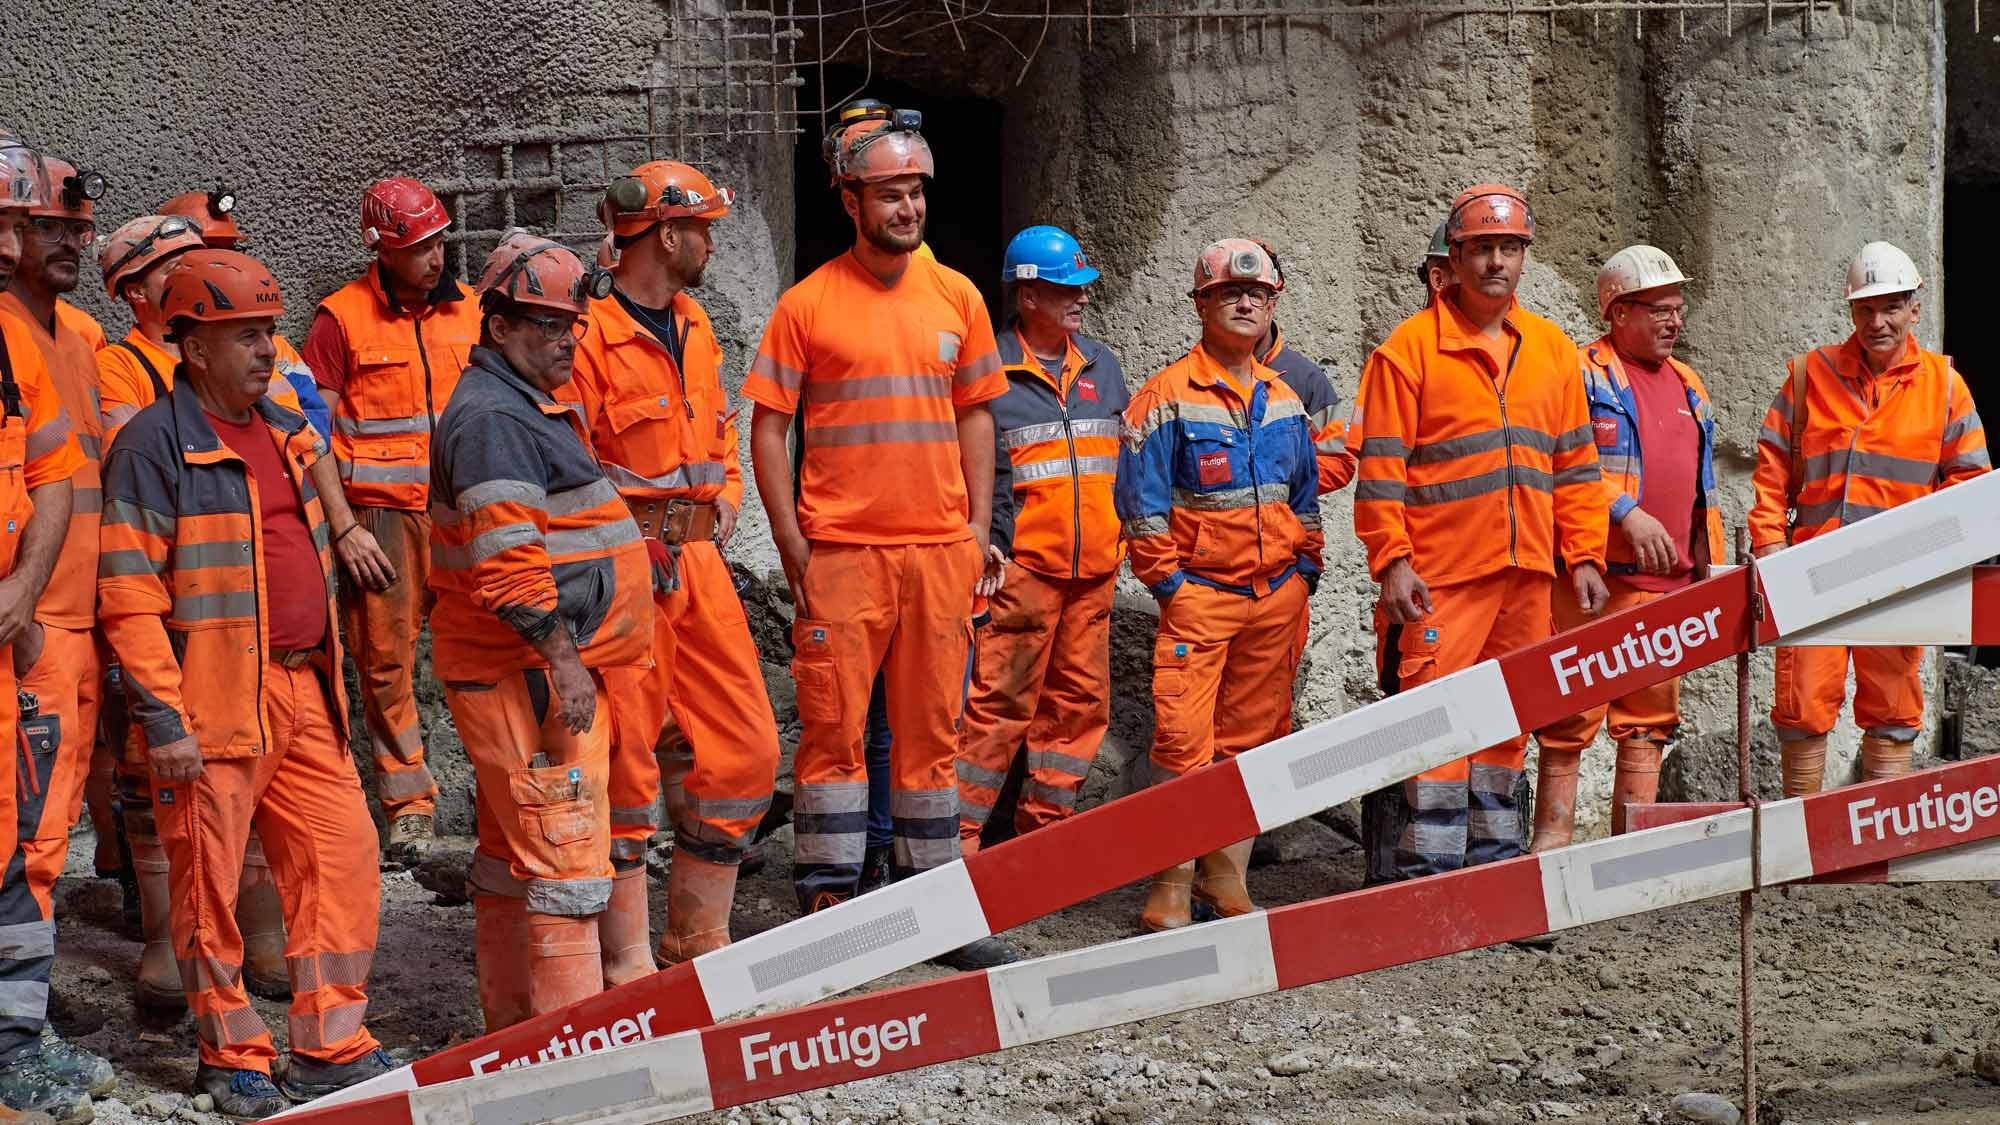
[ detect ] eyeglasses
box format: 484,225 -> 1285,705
28,217 -> 94,247
514,312 -> 586,342
1206,284 -> 1276,308
1627,300 -> 1689,325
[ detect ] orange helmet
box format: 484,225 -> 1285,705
98,214 -> 207,298
823,101 -> 934,185
600,161 -> 732,237
0,138 -> 53,213
1445,183 -> 1535,245
360,177 -> 451,250
474,229 -> 612,317
160,188 -> 246,247
156,249 -> 285,340
30,158 -> 105,221
1190,238 -> 1282,296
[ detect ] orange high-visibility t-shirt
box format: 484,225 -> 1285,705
744,251 -> 1006,545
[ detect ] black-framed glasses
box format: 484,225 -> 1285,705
514,312 -> 586,342
1207,283 -> 1276,308
28,217 -> 94,247
1628,300 -> 1689,324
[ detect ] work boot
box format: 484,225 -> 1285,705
1529,746 -> 1581,851
127,834 -> 184,1011
384,813 -> 434,866
1780,735 -> 1829,797
33,1032 -> 111,1097
526,914 -> 603,1015
932,936 -> 1020,971
278,1047 -> 398,1103
1191,839 -> 1257,918
597,867 -> 656,987
194,1064 -> 287,1121
657,851 -> 738,964
856,844 -> 893,895
237,835 -> 290,1001
1860,734 -> 1913,781
1140,862 -> 1195,933
473,895 -> 532,1032
0,1050 -> 90,1124
1610,740 -> 1663,835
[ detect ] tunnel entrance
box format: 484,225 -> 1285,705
1943,29 -> 1998,406
792,65 -> 1006,311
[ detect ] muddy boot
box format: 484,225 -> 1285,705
597,867 -> 656,987
1191,840 -> 1257,918
194,1064 -> 286,1121
1780,735 -> 1829,797
473,895 -> 532,1033
526,914 -> 604,1015
1140,862 -> 1195,933
1610,740 -> 1662,835
1859,734 -> 1913,781
932,936 -> 1019,971
0,1051 -> 90,1124
32,1031 -> 111,1097
128,834 -> 184,1012
384,813 -> 434,867
237,835 -> 290,1001
656,851 -> 738,964
856,844 -> 893,895
278,1047 -> 398,1103
1529,746 -> 1581,851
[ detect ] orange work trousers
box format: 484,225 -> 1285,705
791,539 -> 980,909
956,564 -> 1114,851
1537,575 -> 1681,752
152,659 -> 382,1073
1372,567 -> 1552,878
1149,576 -> 1307,781
19,624 -> 100,916
1773,644 -> 1924,743
447,670 -> 614,916
339,506 -> 438,817
601,541 -> 778,869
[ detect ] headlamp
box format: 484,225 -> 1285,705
210,187 -> 236,215
60,169 -> 107,210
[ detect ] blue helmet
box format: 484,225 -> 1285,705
1002,225 -> 1100,287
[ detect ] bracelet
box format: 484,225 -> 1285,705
333,524 -> 362,544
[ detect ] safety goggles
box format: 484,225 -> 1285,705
488,241 -> 615,306
101,215 -> 200,281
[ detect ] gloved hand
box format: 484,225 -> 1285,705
647,538 -> 681,596
1303,570 -> 1321,597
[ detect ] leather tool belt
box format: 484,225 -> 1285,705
628,498 -> 720,545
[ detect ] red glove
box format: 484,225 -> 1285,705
646,538 -> 679,595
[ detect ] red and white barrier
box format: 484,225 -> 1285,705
278,470 -> 2000,1117
285,752 -> 2000,1124
1627,799 -> 2000,883
1752,563 -> 2000,646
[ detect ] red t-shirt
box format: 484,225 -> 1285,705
206,411 -> 329,651
299,310 -> 351,398
1621,356 -> 1700,592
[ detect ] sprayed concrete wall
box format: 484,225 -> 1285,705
2,6 -> 1955,839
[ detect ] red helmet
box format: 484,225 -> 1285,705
360,178 -> 451,250
30,157 -> 104,221
161,188 -> 245,247
156,249 -> 285,340
98,214 -> 208,298
475,229 -> 612,316
1191,238 -> 1281,296
1446,183 -> 1536,245
0,138 -> 53,213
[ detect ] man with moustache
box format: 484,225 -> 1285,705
745,102 -> 1006,916
1352,184 -> 1608,882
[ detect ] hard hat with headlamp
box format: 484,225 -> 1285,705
821,99 -> 935,186
161,187 -> 246,248
475,229 -> 614,317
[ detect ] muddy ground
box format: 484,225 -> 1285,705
40,804 -> 2000,1125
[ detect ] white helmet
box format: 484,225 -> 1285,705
1845,241 -> 1922,301
1596,245 -> 1689,319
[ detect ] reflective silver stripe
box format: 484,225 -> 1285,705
1025,749 -> 1094,779
889,788 -> 957,818
334,414 -> 430,437
687,794 -> 774,821
1405,466 -> 1556,506
1468,762 -> 1520,796
796,781 -> 871,813
1354,478 -> 1406,503
1358,437 -> 1409,459
956,353 -> 1002,383
1803,449 -> 1937,486
899,835 -> 961,871
959,796 -> 993,824
1409,425 -> 1564,465
468,851 -> 528,898
196,1005 -> 266,1047
1024,779 -> 1080,809
1073,454 -> 1118,477
1945,447 -> 1993,472
1466,808 -> 1520,842
172,591 -> 259,620
77,432 -> 101,458
956,759 -> 1008,790
71,485 -> 102,514
1943,409 -> 1984,446
1409,778 -> 1469,812
289,999 -> 370,1052
611,805 -> 657,827
805,374 -> 950,404
1795,498 -> 1888,528
286,950 -> 373,991
1261,397 -> 1306,423
0,981 -> 48,1020
460,479 -> 547,512
526,877 -> 612,916
546,519 -> 641,556
1298,511 -> 1323,531
1004,421 -> 1069,448
603,460 -> 727,491
1068,418 -> 1122,440
374,764 -> 437,799
1128,401 -> 1239,445
545,477 -> 623,517
467,522 -> 544,565
1314,435 -> 1348,455
25,414 -> 69,461
0,921 -> 53,960
1171,482 -> 1290,511
1552,424 -> 1594,452
1597,454 -> 1638,477
804,420 -> 959,446
749,353 -> 806,392
340,461 -> 429,485
98,548 -> 163,578
1123,515 -> 1171,537
173,540 -> 255,570
103,498 -> 174,536
610,838 -> 648,863
103,404 -> 140,428
1554,463 -> 1601,487
1014,455 -> 1118,484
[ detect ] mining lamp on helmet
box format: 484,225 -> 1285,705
210,187 -> 236,215
59,168 -> 107,210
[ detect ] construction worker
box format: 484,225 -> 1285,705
1530,246 -> 1725,849
429,231 -> 650,1030
160,187 -> 332,437
564,161 -> 780,976
955,225 -> 1126,872
1352,185 -> 1608,883
302,177 -> 482,860
745,102 -> 1007,930
1750,241 -> 1988,793
97,248 -> 394,1118
1116,238 -> 1321,932
1418,221 -> 1451,300
0,139 -> 95,1125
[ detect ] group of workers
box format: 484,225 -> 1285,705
0,91 -> 1982,1122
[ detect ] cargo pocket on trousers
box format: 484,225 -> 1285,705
791,618 -> 842,726
1397,620 -> 1443,688
508,762 -> 598,881
1153,641 -> 1190,737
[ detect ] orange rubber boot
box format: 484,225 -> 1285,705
473,894 -> 532,1032
1192,839 -> 1256,917
238,832 -> 291,999
128,833 -> 185,1011
1610,741 -> 1662,836
1859,735 -> 1912,781
657,852 -> 737,965
526,914 -> 604,1016
1141,862 -> 1195,933
598,866 -> 657,986
1781,736 -> 1828,797
1530,746 -> 1582,851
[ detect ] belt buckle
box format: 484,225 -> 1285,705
661,498 -> 695,543
279,649 -> 314,670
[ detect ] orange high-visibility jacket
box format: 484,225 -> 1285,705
316,269 -> 481,511
98,331 -> 307,446
428,348 -> 653,680
0,292 -> 103,628
1260,327 -> 1357,496
562,290 -> 743,510
1353,291 -> 1605,586
1578,337 -> 1727,575
97,382 -> 345,758
1749,334 -> 1988,551
0,312 -> 86,585
1116,344 -> 1322,598
55,299 -> 106,352
988,328 -> 1128,581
